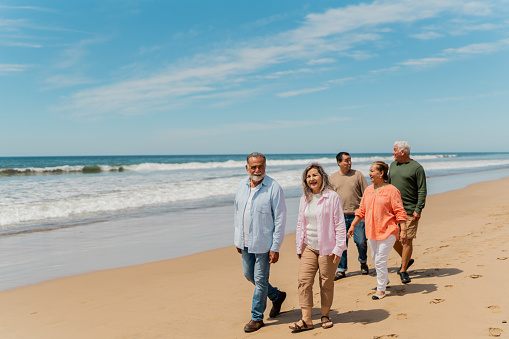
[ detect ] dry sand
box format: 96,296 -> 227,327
1,177 -> 508,338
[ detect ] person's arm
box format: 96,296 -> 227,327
269,185 -> 286,263
347,215 -> 363,238
330,194 -> 346,263
413,165 -> 427,219
295,196 -> 307,259
391,187 -> 408,243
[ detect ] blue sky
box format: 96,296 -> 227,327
1,0 -> 508,156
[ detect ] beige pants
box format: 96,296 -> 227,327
298,244 -> 337,309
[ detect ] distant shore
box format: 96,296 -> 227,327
1,176 -> 508,338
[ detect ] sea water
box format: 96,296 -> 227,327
2,152 -> 509,236
1,152 -> 509,290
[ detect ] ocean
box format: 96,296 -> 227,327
2,152 -> 509,236
1,152 -> 509,290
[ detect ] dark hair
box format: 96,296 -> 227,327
372,161 -> 389,181
246,152 -> 266,165
302,163 -> 332,202
336,151 -> 350,163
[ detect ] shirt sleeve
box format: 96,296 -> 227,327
270,185 -> 286,252
391,188 -> 408,222
414,165 -> 427,214
332,194 -> 347,256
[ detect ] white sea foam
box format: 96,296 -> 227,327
1,153 -> 507,230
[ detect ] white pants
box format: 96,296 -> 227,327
368,235 -> 396,292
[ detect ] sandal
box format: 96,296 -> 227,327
321,315 -> 333,329
289,319 -> 314,332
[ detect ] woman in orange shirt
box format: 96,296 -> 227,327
347,161 -> 407,299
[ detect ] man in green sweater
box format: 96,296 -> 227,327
388,141 -> 427,284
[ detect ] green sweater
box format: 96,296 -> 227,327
388,160 -> 427,215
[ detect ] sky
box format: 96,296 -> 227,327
1,0 -> 509,156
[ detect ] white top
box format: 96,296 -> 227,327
304,194 -> 321,250
243,185 -> 261,248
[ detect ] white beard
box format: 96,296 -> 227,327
250,174 -> 265,183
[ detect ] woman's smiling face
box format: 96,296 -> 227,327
306,167 -> 323,194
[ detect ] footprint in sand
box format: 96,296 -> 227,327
397,313 -> 407,320
477,265 -> 484,267
430,298 -> 445,304
496,257 -> 508,260
373,335 -> 399,339
489,328 -> 503,337
468,274 -> 483,279
488,306 -> 501,313
445,285 -> 454,289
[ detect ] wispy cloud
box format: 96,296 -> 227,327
0,63 -> 32,73
399,57 -> 449,67
307,58 -> 336,65
276,87 -> 329,98
443,38 -> 509,55
55,0 -> 504,117
328,77 -> 356,84
410,31 -> 444,40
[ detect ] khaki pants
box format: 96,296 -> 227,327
298,244 -> 337,309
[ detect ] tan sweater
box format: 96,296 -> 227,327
329,169 -> 368,215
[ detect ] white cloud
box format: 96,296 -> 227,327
399,57 -> 449,67
276,87 -> 329,98
443,38 -> 509,55
55,0 -> 504,117
0,63 -> 32,73
410,31 -> 444,40
328,77 -> 356,84
307,58 -> 336,65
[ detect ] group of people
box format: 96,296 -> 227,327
234,141 -> 427,333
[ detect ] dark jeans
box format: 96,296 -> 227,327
337,214 -> 368,272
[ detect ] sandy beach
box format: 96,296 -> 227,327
1,177 -> 508,338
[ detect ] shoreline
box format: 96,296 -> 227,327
1,168 -> 509,292
0,176 -> 508,337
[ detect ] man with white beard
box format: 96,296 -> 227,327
234,152 -> 287,333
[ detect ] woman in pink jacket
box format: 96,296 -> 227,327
289,163 -> 346,333
347,161 -> 407,300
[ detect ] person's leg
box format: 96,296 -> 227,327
400,215 -> 417,273
337,215 -> 352,274
368,238 -> 384,295
249,251 -> 272,321
242,247 -> 256,285
318,253 -> 336,328
375,235 -> 396,293
298,245 -> 318,325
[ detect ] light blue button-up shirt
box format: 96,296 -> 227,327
234,175 -> 286,254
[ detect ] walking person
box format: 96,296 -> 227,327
234,152 -> 287,333
347,161 -> 407,299
330,151 -> 369,280
389,141 -> 427,284
289,163 -> 346,332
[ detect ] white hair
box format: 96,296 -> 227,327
394,141 -> 411,155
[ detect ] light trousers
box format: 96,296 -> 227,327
298,244 -> 337,309
368,234 -> 396,292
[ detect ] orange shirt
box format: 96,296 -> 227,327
355,184 -> 407,240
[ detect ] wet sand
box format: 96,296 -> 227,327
1,177 -> 508,338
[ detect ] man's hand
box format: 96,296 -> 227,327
413,211 -> 421,221
269,251 -> 279,263
236,247 -> 242,254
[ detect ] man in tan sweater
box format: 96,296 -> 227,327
329,152 -> 369,280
